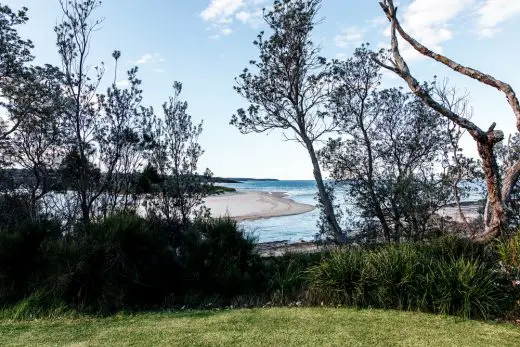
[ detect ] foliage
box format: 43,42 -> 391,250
0,3 -> 34,143
320,46 -> 454,243
180,218 -> 262,298
231,0 -> 342,240
146,82 -> 212,226
496,231 -> 520,280
0,219 -> 60,305
307,238 -> 513,319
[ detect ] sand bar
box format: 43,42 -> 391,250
203,191 -> 315,221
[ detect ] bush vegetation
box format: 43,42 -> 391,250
1,214 -> 519,320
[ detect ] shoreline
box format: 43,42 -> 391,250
203,190 -> 315,221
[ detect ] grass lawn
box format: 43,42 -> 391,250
1,308 -> 519,346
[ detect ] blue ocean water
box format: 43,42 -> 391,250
220,180 -> 485,243
221,180 -> 320,243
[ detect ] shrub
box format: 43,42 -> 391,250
0,219 -> 60,305
49,213 -> 180,313
307,240 -> 513,319
496,232 -> 520,271
262,252 -> 323,304
0,290 -> 71,320
180,217 -> 262,298
423,257 -> 506,319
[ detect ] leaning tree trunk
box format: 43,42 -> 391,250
377,0 -> 520,241
304,138 -> 343,243
477,137 -> 507,239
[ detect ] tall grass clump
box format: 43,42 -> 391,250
263,253 -> 324,304
496,232 -> 520,316
497,232 -> 520,273
0,290 -> 72,320
307,238 -> 513,319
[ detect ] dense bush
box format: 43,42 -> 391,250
0,219 -> 60,305
0,214 -> 264,314
48,214 -> 181,313
1,215 -> 518,320
180,218 -> 262,298
262,253 -> 324,304
307,239 -> 514,319
497,232 -> 520,273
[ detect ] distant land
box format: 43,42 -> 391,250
213,177 -> 279,183
1,168 -> 278,187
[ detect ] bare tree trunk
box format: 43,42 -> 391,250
452,179 -> 475,236
304,138 -> 343,242
360,123 -> 393,242
376,0 -> 520,240
502,161 -> 520,205
80,191 -> 90,225
477,140 -> 507,239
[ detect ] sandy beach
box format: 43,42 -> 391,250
437,202 -> 481,222
204,191 -> 315,221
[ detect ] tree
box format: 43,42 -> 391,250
496,133 -> 520,228
435,80 -> 482,237
231,0 -> 342,241
0,4 -> 34,141
377,0 -> 520,240
55,0 -> 106,224
7,65 -> 69,220
148,82 -> 212,226
96,64 -> 153,217
321,50 -> 453,242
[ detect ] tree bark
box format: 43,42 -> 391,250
377,0 -> 517,240
502,161 -> 520,205
360,120 -> 392,242
477,139 -> 507,239
304,138 -> 343,242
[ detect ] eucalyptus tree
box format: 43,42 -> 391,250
0,4 -> 34,142
231,0 -> 342,241
97,65 -> 154,217
435,81 -> 482,236
496,133 -> 520,228
55,0 -> 108,224
377,0 -> 520,240
320,46 -> 453,242
7,65 -> 69,220
148,82 -> 212,226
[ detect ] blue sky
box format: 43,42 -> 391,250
4,0 -> 520,179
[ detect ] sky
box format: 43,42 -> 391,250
3,0 -> 520,179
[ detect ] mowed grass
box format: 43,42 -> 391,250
1,308 -> 519,347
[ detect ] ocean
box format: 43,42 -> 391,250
221,180 -> 485,243
221,180 -> 321,243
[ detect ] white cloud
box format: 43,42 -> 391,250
116,80 -> 130,88
476,0 -> 520,38
221,27 -> 233,35
201,0 -> 244,21
369,15 -> 388,28
200,0 -> 267,37
152,68 -> 165,73
135,53 -> 153,65
235,10 -> 250,22
395,0 -> 475,60
334,26 -> 366,48
135,53 -> 166,65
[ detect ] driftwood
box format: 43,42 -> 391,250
376,0 -> 520,241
